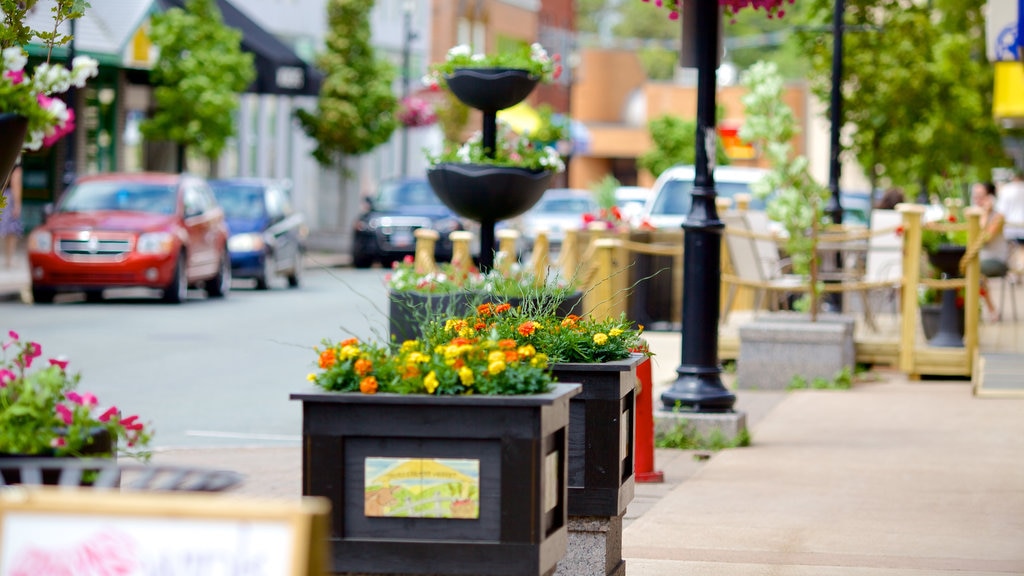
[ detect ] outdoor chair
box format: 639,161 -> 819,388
863,209 -> 905,317
721,211 -> 804,322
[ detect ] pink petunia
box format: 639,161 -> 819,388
55,404 -> 73,425
50,437 -> 67,448
98,406 -> 119,422
80,392 -> 98,407
8,330 -> 18,340
0,368 -> 15,387
4,69 -> 24,84
66,391 -> 84,404
49,357 -> 69,370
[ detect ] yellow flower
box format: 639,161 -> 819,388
609,328 -> 623,337
530,353 -> 549,369
488,360 -> 507,374
458,366 -> 475,386
488,351 -> 505,364
400,340 -> 419,352
593,333 -> 609,345
306,373 -> 316,382
458,326 -> 476,338
339,344 -> 361,361
517,344 -> 536,358
424,371 -> 439,394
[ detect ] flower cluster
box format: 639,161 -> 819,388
643,0 -> 794,20
423,43 -> 561,90
1,47 -> 98,150
309,335 -> 554,396
397,95 -> 438,128
0,331 -> 152,459
917,199 -> 967,254
426,305 -> 646,364
427,119 -> 566,173
386,253 -> 577,298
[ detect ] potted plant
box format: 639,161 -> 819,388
918,200 -> 969,347
0,1 -> 98,198
421,305 -> 648,575
734,61 -> 855,390
0,330 -> 153,483
292,327 -> 580,576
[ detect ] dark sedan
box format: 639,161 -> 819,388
351,178 -> 466,268
209,178 -> 306,290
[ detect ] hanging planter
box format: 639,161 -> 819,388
427,163 -> 553,222
0,114 -> 28,190
445,68 -> 539,113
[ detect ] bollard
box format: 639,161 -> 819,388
633,353 -> 664,483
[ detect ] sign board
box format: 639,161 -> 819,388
0,487 -> 330,576
986,0 -> 1020,62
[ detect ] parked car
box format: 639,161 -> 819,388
26,172 -> 231,304
209,178 -> 306,290
351,178 -> 466,268
643,165 -> 772,229
614,185 -> 652,227
508,188 -> 598,253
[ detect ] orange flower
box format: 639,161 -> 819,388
561,315 -> 580,327
495,303 -> 511,314
354,358 -> 373,376
895,225 -> 905,237
498,339 -> 516,350
517,321 -> 538,337
318,349 -> 337,369
402,365 -> 420,379
359,376 -> 378,394
453,358 -> 465,369
451,337 -> 472,347
474,321 -> 486,331
477,303 -> 493,316
340,337 -> 358,347
504,350 -> 519,362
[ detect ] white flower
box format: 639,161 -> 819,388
470,54 -> 485,62
2,47 -> 27,72
447,44 -> 472,59
70,56 -> 99,87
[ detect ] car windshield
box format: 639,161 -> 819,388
535,197 -> 594,214
211,184 -> 267,219
376,180 -> 444,210
649,180 -> 765,215
60,182 -> 177,215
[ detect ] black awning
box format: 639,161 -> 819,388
159,0 -> 322,96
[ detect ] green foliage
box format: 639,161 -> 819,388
787,366 -> 853,390
436,89 -> 470,145
637,46 -> 678,81
1,0 -> 87,51
792,0 -> 1009,194
740,61 -> 830,319
296,0 -> 398,166
638,113 -> 730,178
141,0 -> 254,166
655,420 -> 751,451
532,103 -> 569,144
591,174 -> 619,212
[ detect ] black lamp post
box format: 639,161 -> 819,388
826,0 -> 845,225
400,0 -> 416,179
62,18 -> 77,193
660,0 -> 735,413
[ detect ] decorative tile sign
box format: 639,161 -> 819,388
364,457 -> 480,519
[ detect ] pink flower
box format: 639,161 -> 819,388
81,392 -> 98,406
4,69 -> 24,84
0,368 -> 15,387
120,415 -> 144,431
55,404 -> 73,425
16,341 -> 42,369
66,391 -> 83,404
49,357 -> 69,370
98,406 -> 119,422
7,330 -> 17,340
50,437 -> 67,448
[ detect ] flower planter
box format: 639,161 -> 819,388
925,245 -> 967,347
0,428 -> 114,486
920,303 -> 964,341
290,383 -> 581,576
388,290 -> 584,343
427,163 -> 553,223
927,244 -> 967,277
0,113 -> 28,190
548,355 -> 642,518
445,68 -> 539,113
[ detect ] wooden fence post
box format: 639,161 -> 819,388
413,228 -> 439,275
898,204 -> 924,374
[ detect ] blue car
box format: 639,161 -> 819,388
209,178 -> 307,290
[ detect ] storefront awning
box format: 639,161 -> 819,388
159,0 -> 322,96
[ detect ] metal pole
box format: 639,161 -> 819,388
400,4 -> 412,179
660,0 -> 735,413
62,18 -> 77,194
826,0 -> 844,224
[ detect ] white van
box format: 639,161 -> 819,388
642,165 -> 771,229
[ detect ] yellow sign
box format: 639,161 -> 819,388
994,61 -> 1024,122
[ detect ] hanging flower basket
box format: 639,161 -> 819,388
0,114 -> 27,190
445,68 -> 539,113
427,163 -> 553,222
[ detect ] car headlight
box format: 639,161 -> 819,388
27,230 -> 52,253
137,232 -> 176,254
228,233 -> 266,252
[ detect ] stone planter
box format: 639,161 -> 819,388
736,313 -> 856,390
290,384 -> 581,576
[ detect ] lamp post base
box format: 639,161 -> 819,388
660,367 -> 735,413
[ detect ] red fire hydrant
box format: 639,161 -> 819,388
634,352 -> 664,483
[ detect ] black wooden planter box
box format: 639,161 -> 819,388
291,384 -> 581,576
549,355 -> 641,517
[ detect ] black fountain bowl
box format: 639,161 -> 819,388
927,244 -> 967,278
445,68 -> 539,112
427,163 -> 553,222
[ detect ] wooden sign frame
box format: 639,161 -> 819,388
0,487 -> 330,576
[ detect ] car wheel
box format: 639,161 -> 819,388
255,251 -> 274,290
31,286 -> 55,305
207,250 -> 231,298
84,289 -> 103,303
287,251 -> 302,288
352,251 -> 374,269
162,254 -> 188,304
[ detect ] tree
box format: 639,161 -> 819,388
296,0 -> 398,166
638,112 -> 729,178
141,0 -> 254,172
793,0 -> 1009,201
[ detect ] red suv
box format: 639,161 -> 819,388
26,172 -> 231,304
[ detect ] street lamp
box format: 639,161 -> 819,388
660,0 -> 736,413
62,17 -> 77,193
400,0 -> 416,179
826,0 -> 845,224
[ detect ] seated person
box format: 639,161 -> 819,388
972,182 -> 1009,321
